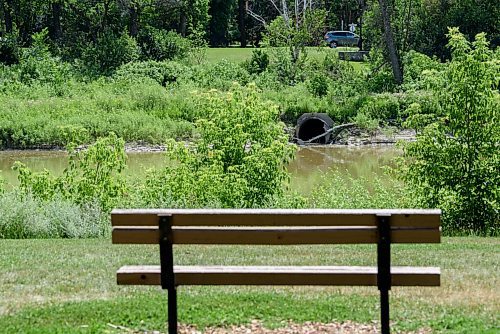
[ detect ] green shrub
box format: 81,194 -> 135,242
192,59 -> 250,90
114,60 -> 191,86
262,84 -> 330,124
398,91 -> 440,127
13,29 -> 73,93
242,49 -> 269,75
14,134 -> 127,212
321,52 -> 358,82
353,110 -> 379,133
139,28 -> 191,61
365,49 -> 397,93
326,89 -> 369,124
82,31 -> 140,75
0,34 -> 19,65
0,79 -> 198,148
136,84 -> 296,208
0,192 -> 107,239
358,93 -> 401,122
268,48 -> 305,85
398,29 -> 499,235
366,69 -> 397,93
402,50 -> 443,91
307,73 -> 329,97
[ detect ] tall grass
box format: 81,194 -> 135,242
0,80 -> 196,148
308,169 -> 416,209
0,192 -> 108,239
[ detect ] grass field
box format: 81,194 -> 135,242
0,237 -> 498,333
205,47 -> 366,71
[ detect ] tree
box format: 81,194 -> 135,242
49,0 -> 63,41
2,0 -> 14,33
378,0 -> 403,84
208,0 -> 235,46
399,28 -> 499,235
238,0 -> 248,47
249,1 -> 326,63
139,85 -> 296,208
413,0 -> 500,58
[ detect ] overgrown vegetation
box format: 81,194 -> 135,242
0,29 -> 498,237
0,0 -> 497,240
134,85 -> 295,209
399,29 -> 499,235
14,134 -> 127,212
0,192 -> 107,239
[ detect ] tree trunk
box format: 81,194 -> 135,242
179,8 -> 187,37
357,0 -> 366,51
49,1 -> 62,41
129,2 -> 139,38
2,0 -> 13,33
19,8 -> 33,45
238,0 -> 247,47
378,0 -> 403,85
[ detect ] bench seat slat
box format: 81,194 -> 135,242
117,265 -> 440,287
112,226 -> 440,245
111,209 -> 441,228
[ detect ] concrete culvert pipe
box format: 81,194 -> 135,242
296,113 -> 335,144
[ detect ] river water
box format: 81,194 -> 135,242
0,146 -> 399,193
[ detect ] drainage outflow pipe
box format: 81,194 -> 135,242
295,113 -> 335,144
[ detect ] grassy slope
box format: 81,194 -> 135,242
0,238 -> 498,333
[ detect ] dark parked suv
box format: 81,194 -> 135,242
324,31 -> 360,48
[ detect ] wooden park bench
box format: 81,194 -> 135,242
111,209 -> 441,334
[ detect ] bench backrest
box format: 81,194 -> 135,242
112,209 -> 441,245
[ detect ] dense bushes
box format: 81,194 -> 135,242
0,80 -> 198,148
139,29 -> 192,61
0,34 -> 19,65
81,31 -> 140,75
135,85 -> 295,208
14,134 -> 127,212
192,59 -> 250,90
399,30 -> 499,235
113,60 -> 191,86
0,27 -> 498,238
242,50 -> 269,75
0,30 -> 438,147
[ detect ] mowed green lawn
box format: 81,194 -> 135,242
205,47 -> 366,71
0,238 -> 498,333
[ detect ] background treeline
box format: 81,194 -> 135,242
0,0 -> 498,64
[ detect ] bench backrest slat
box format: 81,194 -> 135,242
111,209 -> 441,228
112,226 -> 440,245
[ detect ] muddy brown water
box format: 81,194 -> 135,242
0,146 -> 400,194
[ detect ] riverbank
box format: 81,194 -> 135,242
0,127 -> 415,154
333,127 -> 416,146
